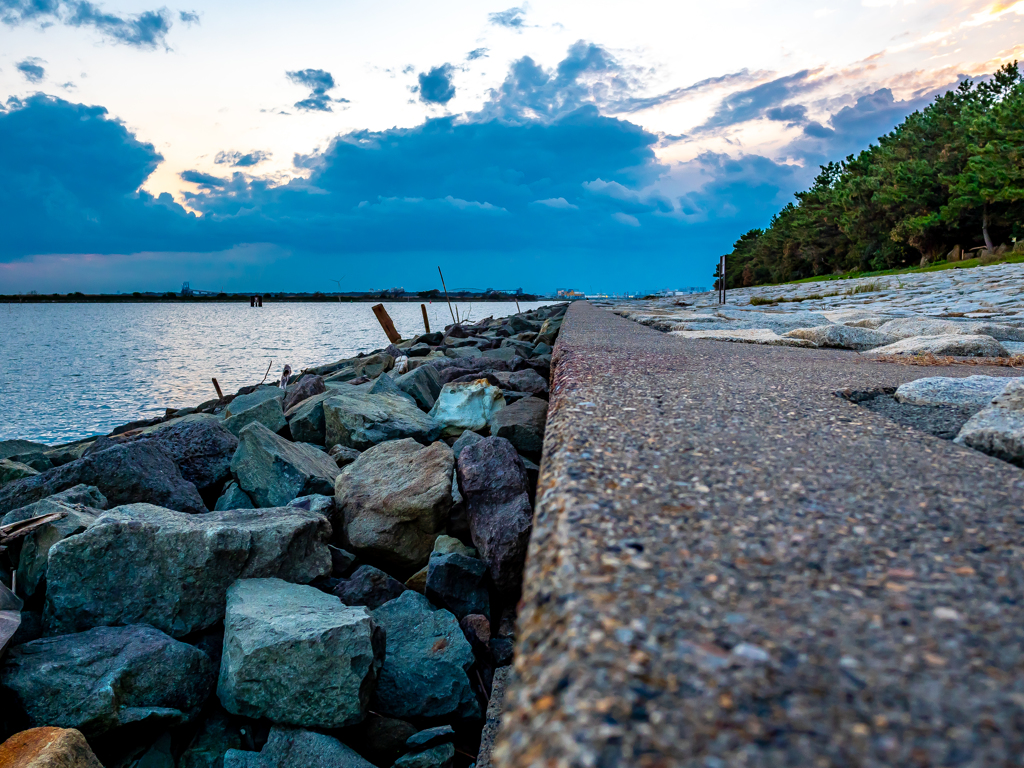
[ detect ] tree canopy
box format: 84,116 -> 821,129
721,63 -> 1024,288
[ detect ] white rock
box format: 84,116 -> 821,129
955,380 -> 1024,465
669,328 -> 816,347
428,381 -> 506,437
783,324 -> 898,350
868,334 -> 1008,358
895,375 -> 1015,408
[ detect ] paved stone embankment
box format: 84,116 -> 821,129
493,301 -> 1024,767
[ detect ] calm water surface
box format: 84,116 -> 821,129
1,301 -> 554,444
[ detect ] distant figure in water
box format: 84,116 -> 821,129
279,364 -> 292,388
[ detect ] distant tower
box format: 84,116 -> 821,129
181,281 -> 193,297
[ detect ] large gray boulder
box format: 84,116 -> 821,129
0,460 -> 38,486
489,396 -> 547,455
1,485 -> 107,599
895,375 -> 1015,407
876,317 -> 1024,341
456,437 -> 533,598
955,379 -> 1024,466
869,334 -> 1009,357
0,624 -> 213,738
371,591 -> 479,720
324,392 -> 442,450
782,324 -> 898,350
395,365 -> 443,411
224,726 -> 376,768
0,439 -> 50,461
0,441 -> 206,517
426,552 -> 490,620
429,381 -> 506,438
215,481 -> 255,510
218,579 -> 384,729
286,391 -> 337,445
223,397 -> 287,437
335,439 -> 454,573
231,422 -> 340,507
44,504 -> 331,637
335,442 -> 452,573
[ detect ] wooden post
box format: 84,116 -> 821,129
721,256 -> 727,304
420,304 -> 430,334
372,303 -> 402,343
212,377 -> 224,399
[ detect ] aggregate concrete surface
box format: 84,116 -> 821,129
492,301 -> 1024,768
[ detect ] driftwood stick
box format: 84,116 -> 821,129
0,510 -> 68,544
371,304 -> 402,343
420,304 -> 430,334
212,377 -> 224,399
258,360 -> 273,386
438,266 -> 456,325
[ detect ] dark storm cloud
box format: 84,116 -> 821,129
416,64 -> 456,105
180,169 -> 226,186
766,104 -> 807,123
215,150 -> 271,167
488,6 -> 526,29
0,0 -> 174,47
697,70 -> 828,131
286,68 -> 349,112
16,58 -> 45,82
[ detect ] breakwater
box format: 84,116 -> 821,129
0,302 -> 566,767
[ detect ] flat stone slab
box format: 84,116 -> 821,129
895,375 -> 1015,407
669,328 -> 816,347
869,333 -> 1009,357
492,302 -> 1024,767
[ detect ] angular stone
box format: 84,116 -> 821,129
215,481 -> 255,511
393,743 -> 455,768
406,725 -> 455,750
0,727 -> 103,768
223,398 -> 287,437
506,369 -> 549,398
335,439 -> 453,573
285,391 -> 337,445
179,710 -> 242,768
231,422 -> 340,507
334,565 -> 407,609
287,493 -> 334,517
369,372 -> 414,402
426,553 -> 490,620
475,666 -> 510,768
395,365 -> 443,411
338,715 -> 418,768
433,534 -> 476,557
460,614 -> 491,655
876,317 -> 1024,341
329,444 -> 362,468
895,375 -> 1014,407
218,579 -> 384,729
283,375 -> 327,413
0,442 -> 206,517
429,381 -> 506,438
451,429 -> 483,458
954,380 -> 1024,466
869,334 -> 1008,357
0,460 -> 38,486
324,392 -> 442,450
481,346 -> 517,363
10,488 -> 102,599
330,545 -> 358,577
456,437 -> 532,598
782,324 -> 898,350
669,328 -> 817,347
371,591 -> 479,720
223,726 -> 376,768
353,354 -> 395,379
44,504 -> 331,637
404,566 -> 428,593
0,625 -> 213,738
0,440 -> 50,461
489,396 -> 547,455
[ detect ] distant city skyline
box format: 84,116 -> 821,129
0,0 -> 1020,293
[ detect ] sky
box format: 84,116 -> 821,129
0,0 -> 1021,294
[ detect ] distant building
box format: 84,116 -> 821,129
557,289 -> 586,299
658,287 -> 708,296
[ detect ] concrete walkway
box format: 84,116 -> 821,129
493,301 -> 1024,767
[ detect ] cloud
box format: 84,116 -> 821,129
180,169 -> 227,186
178,9 -> 198,24
0,93 -> 204,258
215,150 -> 271,167
467,48 -> 488,61
531,197 -> 578,209
488,6 -> 526,29
416,64 -> 456,105
766,104 -> 808,123
286,68 -> 349,112
0,0 -> 174,48
16,58 -> 45,83
697,69 -> 828,131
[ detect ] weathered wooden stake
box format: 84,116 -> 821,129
438,266 -> 457,325
372,303 -> 402,343
420,304 -> 430,334
212,377 -> 224,399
